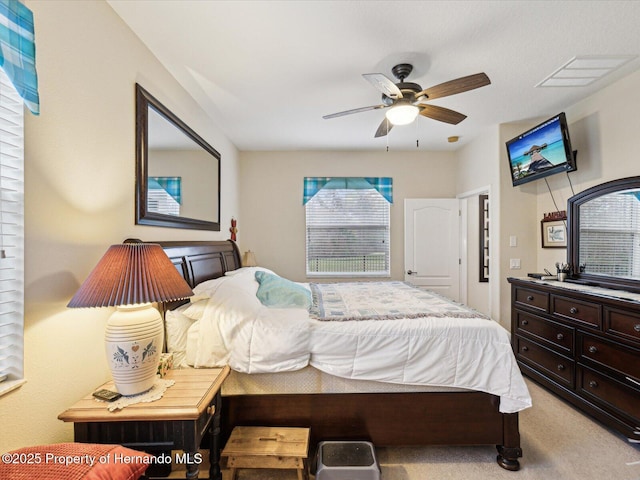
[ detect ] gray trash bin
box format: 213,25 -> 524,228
315,441 -> 381,480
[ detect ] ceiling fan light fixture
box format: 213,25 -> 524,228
385,104 -> 419,126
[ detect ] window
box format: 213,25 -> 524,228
0,68 -> 25,393
305,178 -> 391,277
148,176 -> 182,216
579,192 -> 640,277
0,0 -> 38,395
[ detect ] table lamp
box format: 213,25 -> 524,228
68,241 -> 193,396
242,250 -> 257,267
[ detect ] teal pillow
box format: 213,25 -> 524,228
255,271 -> 311,309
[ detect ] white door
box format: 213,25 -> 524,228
404,198 -> 461,301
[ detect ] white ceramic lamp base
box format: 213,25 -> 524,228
105,304 -> 164,396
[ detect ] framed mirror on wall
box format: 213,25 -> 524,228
135,83 -> 221,231
568,176 -> 640,292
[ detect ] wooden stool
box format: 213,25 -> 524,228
221,426 -> 310,480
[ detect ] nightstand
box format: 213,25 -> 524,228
59,366 -> 230,480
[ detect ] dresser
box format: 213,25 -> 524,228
508,277 -> 640,440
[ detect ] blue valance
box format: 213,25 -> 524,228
0,0 -> 39,115
149,176 -> 182,204
303,177 -> 393,204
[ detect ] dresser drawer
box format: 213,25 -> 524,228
514,311 -> 574,354
605,307 -> 640,344
579,333 -> 640,381
552,295 -> 601,329
515,336 -> 574,387
514,286 -> 549,313
578,366 -> 640,422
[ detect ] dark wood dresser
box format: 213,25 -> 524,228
508,277 -> 640,441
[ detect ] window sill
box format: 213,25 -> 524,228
306,273 -> 391,279
0,379 -> 26,398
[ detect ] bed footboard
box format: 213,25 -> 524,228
221,391 -> 521,471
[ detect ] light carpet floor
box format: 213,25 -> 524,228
221,379 -> 640,480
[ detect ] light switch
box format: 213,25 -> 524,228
510,258 -> 521,269
509,235 -> 517,247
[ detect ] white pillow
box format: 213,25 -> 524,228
164,306 -> 196,368
224,266 -> 276,277
192,275 -> 228,297
182,298 -> 209,320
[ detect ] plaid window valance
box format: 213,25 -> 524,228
303,177 -> 393,204
0,0 -> 39,114
149,176 -> 182,204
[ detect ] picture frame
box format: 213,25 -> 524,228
541,219 -> 567,248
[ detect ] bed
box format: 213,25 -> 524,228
158,240 -> 530,471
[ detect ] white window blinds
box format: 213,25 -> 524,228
579,192 -> 640,278
0,68 -> 24,389
306,187 -> 390,277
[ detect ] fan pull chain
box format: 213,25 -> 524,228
386,121 -> 389,152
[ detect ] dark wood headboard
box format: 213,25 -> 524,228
157,240 -> 242,288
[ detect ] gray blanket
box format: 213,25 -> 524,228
309,281 -> 488,321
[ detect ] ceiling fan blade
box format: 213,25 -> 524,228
363,73 -> 403,99
323,104 -> 387,120
418,104 -> 467,125
416,73 -> 490,100
374,117 -> 394,138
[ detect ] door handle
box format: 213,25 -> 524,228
407,270 -> 418,275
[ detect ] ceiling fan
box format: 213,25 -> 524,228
323,63 -> 491,138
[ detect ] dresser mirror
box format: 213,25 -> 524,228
135,84 -> 221,231
568,176 -> 640,292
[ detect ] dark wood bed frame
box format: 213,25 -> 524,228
159,240 -> 522,471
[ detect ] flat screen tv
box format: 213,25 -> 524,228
506,112 -> 576,186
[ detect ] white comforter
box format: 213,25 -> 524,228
181,268 -> 531,413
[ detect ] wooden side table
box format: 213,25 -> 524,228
58,367 -> 230,480
221,426 -> 310,480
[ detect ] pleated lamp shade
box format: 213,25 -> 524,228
68,242 -> 193,396
242,250 -> 257,267
68,243 -> 193,308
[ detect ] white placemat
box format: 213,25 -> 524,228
95,378 -> 175,411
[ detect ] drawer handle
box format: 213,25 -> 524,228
556,333 -> 564,341
589,380 -> 598,388
634,324 -> 640,332
569,307 -> 578,314
557,364 -> 565,371
626,376 -> 640,388
521,320 -> 529,326
588,345 -> 598,354
527,295 -> 534,301
207,406 -> 215,415
521,346 -> 529,352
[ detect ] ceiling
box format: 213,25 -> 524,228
108,0 -> 640,152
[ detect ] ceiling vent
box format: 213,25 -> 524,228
536,55 -> 636,87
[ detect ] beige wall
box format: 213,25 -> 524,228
536,68 -> 640,269
239,150 -> 457,282
456,127 -> 499,319
0,1 -> 240,453
495,69 -> 640,325
496,122 -> 541,325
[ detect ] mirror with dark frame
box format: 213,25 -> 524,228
568,176 -> 640,293
135,83 -> 221,231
